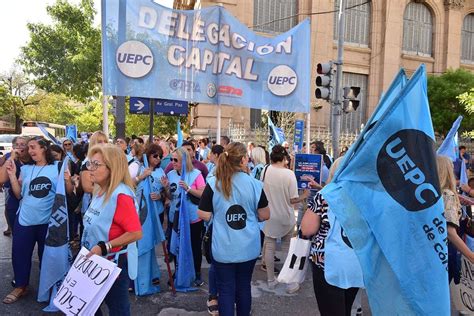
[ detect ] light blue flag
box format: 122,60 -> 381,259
460,159 -> 468,185
134,155 -> 166,296
38,157 -> 72,312
268,116 -> 285,150
65,125 -> 77,143
37,124 -> 61,146
437,116 -> 463,162
177,120 -> 183,147
321,65 -> 449,315
170,152 -> 196,292
340,69 -> 407,171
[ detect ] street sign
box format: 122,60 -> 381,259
155,99 -> 188,117
129,97 -> 150,114
129,97 -> 188,116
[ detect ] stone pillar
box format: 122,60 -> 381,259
442,0 -> 465,69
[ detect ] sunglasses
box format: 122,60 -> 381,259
152,154 -> 162,159
171,158 -> 179,163
64,143 -> 72,146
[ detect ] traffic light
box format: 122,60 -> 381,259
315,62 -> 334,101
342,86 -> 361,113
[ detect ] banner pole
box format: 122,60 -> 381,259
306,111 -> 311,154
102,95 -> 109,137
216,105 -> 222,145
149,99 -> 154,142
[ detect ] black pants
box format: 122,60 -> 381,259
311,262 -> 359,316
190,221 -> 204,277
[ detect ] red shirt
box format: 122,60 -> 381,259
109,193 -> 141,252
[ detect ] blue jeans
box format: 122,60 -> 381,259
96,255 -> 131,316
213,258 -> 257,316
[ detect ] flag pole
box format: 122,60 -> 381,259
102,95 -> 109,137
216,105 -> 221,145
306,111 -> 311,154
162,241 -> 176,295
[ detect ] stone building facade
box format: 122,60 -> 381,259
191,0 -> 474,138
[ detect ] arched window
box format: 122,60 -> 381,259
402,2 -> 433,57
461,14 -> 474,64
333,0 -> 371,47
253,0 -> 298,34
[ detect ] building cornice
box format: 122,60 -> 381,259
444,0 -> 465,10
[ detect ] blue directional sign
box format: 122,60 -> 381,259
129,97 -> 188,116
155,99 -> 188,117
129,97 -> 150,114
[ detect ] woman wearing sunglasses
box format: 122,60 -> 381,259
82,144 -> 142,315
167,148 -> 206,287
3,137 -> 73,304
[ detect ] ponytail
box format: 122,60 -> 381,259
215,142 -> 247,199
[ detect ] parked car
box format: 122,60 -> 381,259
0,134 -> 20,157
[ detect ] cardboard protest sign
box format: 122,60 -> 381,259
53,247 -> 121,315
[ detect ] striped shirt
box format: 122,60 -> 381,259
308,192 -> 330,269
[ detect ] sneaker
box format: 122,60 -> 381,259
260,264 -> 280,273
267,279 -> 278,289
193,278 -> 205,287
207,298 -> 219,315
286,282 -> 300,294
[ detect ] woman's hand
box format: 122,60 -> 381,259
86,245 -> 102,258
178,180 -> 189,191
142,168 -> 152,178
64,168 -> 71,182
160,176 -> 169,187
150,192 -> 161,201
5,159 -> 16,177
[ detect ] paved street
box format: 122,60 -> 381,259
0,191 -> 372,315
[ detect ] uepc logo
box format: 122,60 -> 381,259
30,176 -> 52,198
226,205 -> 247,230
377,129 -> 441,212
267,65 -> 298,96
116,41 -> 154,78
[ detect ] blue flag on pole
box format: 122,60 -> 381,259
134,155 -> 166,295
65,125 -> 77,143
38,158 -> 72,312
170,152 -> 196,292
321,65 -> 449,315
37,124 -> 61,146
177,120 -> 183,147
268,116 -> 285,150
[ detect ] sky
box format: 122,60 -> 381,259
0,0 -> 173,74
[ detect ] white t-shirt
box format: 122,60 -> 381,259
261,164 -> 298,238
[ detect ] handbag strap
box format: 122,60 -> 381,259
261,164 -> 269,182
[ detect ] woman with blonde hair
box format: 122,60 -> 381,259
167,147 -> 206,286
250,146 -> 267,180
198,142 -> 270,316
82,144 -> 142,315
436,155 -> 474,283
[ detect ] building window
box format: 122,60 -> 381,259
402,2 -> 433,57
250,109 -> 262,129
333,0 -> 371,47
461,14 -> 474,64
253,0 -> 298,34
331,72 -> 368,133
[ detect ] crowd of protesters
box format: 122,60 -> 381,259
0,131 -> 473,316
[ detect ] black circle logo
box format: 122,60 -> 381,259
170,183 -> 177,193
377,129 -> 440,212
341,227 -> 353,249
29,176 -> 52,198
226,205 -> 247,230
137,189 -> 148,225
45,194 -> 68,247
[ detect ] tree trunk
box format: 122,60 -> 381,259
15,114 -> 22,134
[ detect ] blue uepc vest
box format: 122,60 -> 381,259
208,172 -> 262,263
168,169 -> 201,223
324,210 -> 364,289
18,162 -> 59,226
82,183 -> 139,279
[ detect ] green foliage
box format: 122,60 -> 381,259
458,88 -> 474,114
0,84 -> 13,117
24,93 -> 80,125
428,68 -> 474,135
20,0 -> 101,101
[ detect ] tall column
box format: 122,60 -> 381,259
442,0 -> 465,70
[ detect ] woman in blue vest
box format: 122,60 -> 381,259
167,148 -> 206,286
3,137 -> 73,304
250,146 -> 267,180
301,157 -> 359,316
198,142 -> 270,316
206,144 -> 224,181
82,144 -> 142,315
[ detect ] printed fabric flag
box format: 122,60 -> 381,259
170,152 -> 196,292
38,157 -> 72,312
65,125 -> 78,143
436,116 -> 468,185
101,1 -> 310,113
135,155 -> 166,295
38,124 -> 61,146
321,65 -> 449,315
268,116 -> 285,150
177,120 -> 183,147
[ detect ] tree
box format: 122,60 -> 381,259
23,93 -> 80,125
428,69 -> 474,135
458,88 -> 474,114
20,0 -> 101,101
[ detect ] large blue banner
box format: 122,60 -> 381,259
101,1 -> 310,113
321,65 -> 449,314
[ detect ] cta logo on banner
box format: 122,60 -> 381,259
101,1 -> 310,113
